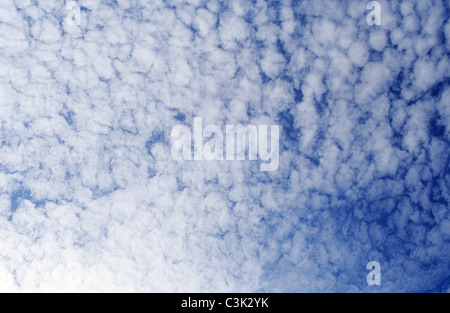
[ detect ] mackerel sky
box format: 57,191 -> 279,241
0,0 -> 449,292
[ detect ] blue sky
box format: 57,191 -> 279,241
0,0 -> 449,292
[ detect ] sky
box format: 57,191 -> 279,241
0,0 -> 449,292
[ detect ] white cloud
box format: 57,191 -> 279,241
0,0 -> 448,293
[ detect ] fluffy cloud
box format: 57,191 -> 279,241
0,0 -> 448,292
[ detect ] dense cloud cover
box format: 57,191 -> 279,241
0,0 -> 449,292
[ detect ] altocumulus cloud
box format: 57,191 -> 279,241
0,0 -> 449,292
